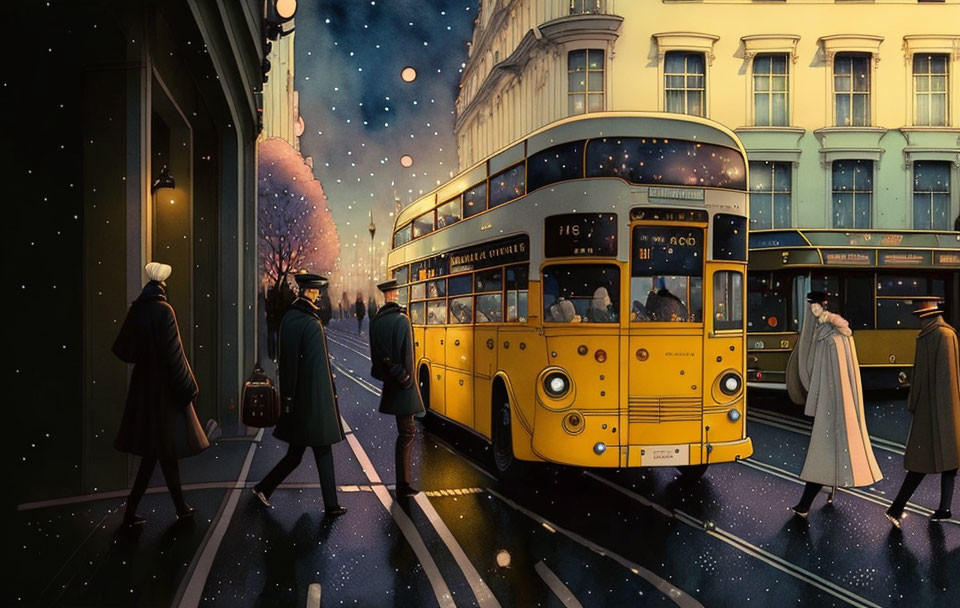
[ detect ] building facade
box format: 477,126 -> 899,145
6,0 -> 263,503
260,26 -> 304,150
455,0 -> 960,231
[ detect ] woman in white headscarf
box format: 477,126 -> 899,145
112,262 -> 209,527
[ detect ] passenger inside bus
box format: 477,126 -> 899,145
586,287 -> 617,323
542,264 -> 620,323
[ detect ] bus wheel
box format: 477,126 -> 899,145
492,397 -> 519,477
677,464 -> 709,481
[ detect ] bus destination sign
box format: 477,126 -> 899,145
630,207 -> 709,223
544,213 -> 617,258
936,252 -> 960,267
878,250 -> 932,267
823,249 -> 873,266
449,234 -> 529,273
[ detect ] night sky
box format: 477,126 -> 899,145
295,0 -> 479,279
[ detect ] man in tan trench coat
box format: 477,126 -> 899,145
885,299 -> 960,527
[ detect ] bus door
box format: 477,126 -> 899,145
424,298 -> 446,417
626,224 -> 705,467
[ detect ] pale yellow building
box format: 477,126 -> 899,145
455,0 -> 960,231
260,27 -> 303,149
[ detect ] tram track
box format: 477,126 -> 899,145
325,337 -> 890,608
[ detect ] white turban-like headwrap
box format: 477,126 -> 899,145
145,261 -> 173,283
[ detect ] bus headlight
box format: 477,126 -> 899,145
544,372 -> 570,398
720,372 -> 742,396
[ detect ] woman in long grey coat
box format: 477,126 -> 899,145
885,300 -> 960,526
792,304 -> 883,517
113,262 -> 208,527
253,274 -> 346,516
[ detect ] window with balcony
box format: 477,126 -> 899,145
913,54 -> 949,126
568,49 -> 605,115
834,53 -> 871,126
832,160 -> 873,228
749,161 -> 791,229
753,54 -> 789,126
665,52 -> 706,116
913,161 -> 952,230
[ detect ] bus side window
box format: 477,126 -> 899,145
506,264 -> 529,322
714,271 -> 744,330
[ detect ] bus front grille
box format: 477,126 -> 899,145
627,396 -> 702,423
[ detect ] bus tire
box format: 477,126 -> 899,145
492,393 -> 526,480
677,464 -> 709,481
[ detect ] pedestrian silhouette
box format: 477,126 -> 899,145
112,262 -> 209,527
885,299 -> 960,527
369,279 -> 425,497
355,294 -> 366,334
253,273 -> 347,517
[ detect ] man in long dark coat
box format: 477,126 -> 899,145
885,299 -> 960,527
113,262 -> 208,527
369,280 -> 425,497
252,273 -> 347,517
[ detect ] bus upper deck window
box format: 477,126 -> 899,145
527,140 -> 585,193
438,196 -> 461,228
463,182 -> 487,218
490,163 -> 525,208
542,264 -> 619,323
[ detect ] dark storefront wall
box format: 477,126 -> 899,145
8,0 -> 258,504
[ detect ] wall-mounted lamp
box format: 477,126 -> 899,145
151,166 -> 176,193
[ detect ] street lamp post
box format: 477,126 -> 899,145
368,210 -> 376,304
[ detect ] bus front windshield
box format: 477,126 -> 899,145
631,226 -> 703,322
543,264 -> 620,323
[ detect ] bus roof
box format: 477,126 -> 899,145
393,111 -> 748,231
748,229 -> 960,270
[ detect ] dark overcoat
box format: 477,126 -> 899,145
369,302 -> 425,416
112,281 -> 209,459
274,298 -> 345,446
905,316 -> 960,473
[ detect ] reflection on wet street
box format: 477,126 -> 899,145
11,318 -> 960,607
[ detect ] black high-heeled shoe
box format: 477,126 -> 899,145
325,506 -> 348,518
930,509 -> 952,522
884,510 -> 903,529
123,514 -> 146,528
790,506 -> 810,519
176,505 -> 196,521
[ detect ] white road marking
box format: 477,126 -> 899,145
306,583 -> 322,608
414,492 -> 502,608
339,417 -> 455,607
333,361 -> 504,607
174,428 -> 263,608
534,560 -> 584,608
487,488 -> 703,608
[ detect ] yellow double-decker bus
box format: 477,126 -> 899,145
387,112 -> 754,477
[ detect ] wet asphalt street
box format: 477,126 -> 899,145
11,317 -> 960,607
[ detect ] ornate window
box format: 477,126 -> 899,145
913,161 -> 951,230
568,49 -> 605,115
834,54 -> 871,127
664,52 -> 705,116
913,54 -> 949,126
749,161 -> 792,229
832,160 -> 873,229
753,54 -> 789,126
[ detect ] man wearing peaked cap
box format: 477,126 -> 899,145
885,298 -> 960,527
252,271 -> 347,517
369,278 -> 424,498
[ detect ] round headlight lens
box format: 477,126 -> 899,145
544,372 -> 570,398
720,372 -> 742,396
